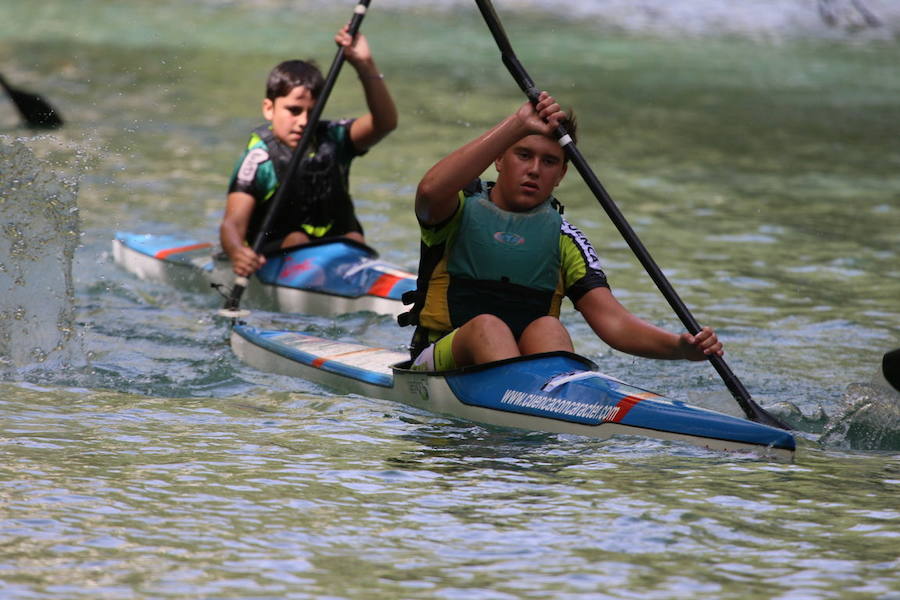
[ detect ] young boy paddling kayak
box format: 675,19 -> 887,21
220,24 -> 398,278
400,92 -> 723,370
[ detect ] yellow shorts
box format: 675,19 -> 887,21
411,329 -> 459,372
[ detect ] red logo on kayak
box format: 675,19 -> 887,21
280,258 -> 314,279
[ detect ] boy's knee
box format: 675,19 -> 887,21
525,316 -> 565,333
466,313 -> 510,334
519,317 -> 573,353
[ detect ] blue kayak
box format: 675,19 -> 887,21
112,232 -> 416,317
231,324 -> 797,461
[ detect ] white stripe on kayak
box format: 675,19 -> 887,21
541,370 -> 628,392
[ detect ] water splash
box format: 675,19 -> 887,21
0,137 -> 82,373
819,379 -> 900,451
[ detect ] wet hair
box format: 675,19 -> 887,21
562,110 -> 578,146
265,60 -> 325,101
542,109 -> 577,162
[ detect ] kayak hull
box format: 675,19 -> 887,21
231,324 -> 796,461
112,232 -> 415,317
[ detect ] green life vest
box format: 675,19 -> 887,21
400,180 -> 564,352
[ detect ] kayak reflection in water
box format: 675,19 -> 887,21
219,24 -> 398,278
400,93 -> 723,371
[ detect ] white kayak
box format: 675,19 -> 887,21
112,232 -> 416,317
231,323 -> 797,461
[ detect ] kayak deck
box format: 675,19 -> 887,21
231,324 -> 796,461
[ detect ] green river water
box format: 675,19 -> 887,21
2,1 -> 899,598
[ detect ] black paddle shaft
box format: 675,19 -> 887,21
223,0 -> 373,314
474,0 -> 790,430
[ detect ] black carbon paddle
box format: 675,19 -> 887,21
883,348 -> 900,392
220,0 -> 373,318
474,0 -> 791,430
0,73 -> 63,128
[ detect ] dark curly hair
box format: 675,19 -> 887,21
562,110 -> 577,145
266,60 -> 325,101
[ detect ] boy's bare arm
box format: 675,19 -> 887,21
337,27 -> 398,151
220,192 -> 265,276
415,93 -> 564,226
575,287 -> 723,361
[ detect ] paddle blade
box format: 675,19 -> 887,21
746,401 -> 791,429
0,75 -> 63,129
884,348 -> 900,392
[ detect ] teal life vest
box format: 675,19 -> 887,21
447,184 -> 562,332
400,180 -> 565,354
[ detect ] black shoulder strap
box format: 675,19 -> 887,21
461,178 -> 484,197
253,125 -> 292,182
254,122 -> 328,183
550,196 -> 565,214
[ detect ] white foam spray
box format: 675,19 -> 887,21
0,137 -> 82,372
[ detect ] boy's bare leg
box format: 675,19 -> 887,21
281,231 -> 311,247
451,314 -> 520,367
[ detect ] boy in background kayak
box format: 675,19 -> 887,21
401,92 -> 723,370
220,24 -> 398,278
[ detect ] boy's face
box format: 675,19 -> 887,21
262,85 -> 317,148
492,134 -> 567,212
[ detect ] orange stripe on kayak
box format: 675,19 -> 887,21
367,273 -> 402,297
154,242 -> 213,259
311,346 -> 385,368
609,395 -> 644,422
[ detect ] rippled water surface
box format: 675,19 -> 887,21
2,1 -> 899,598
